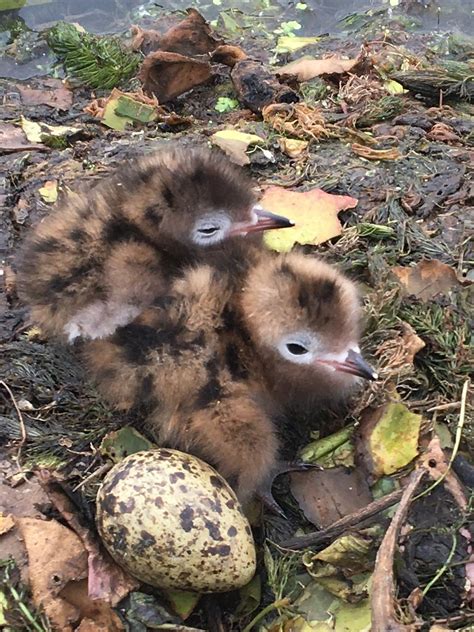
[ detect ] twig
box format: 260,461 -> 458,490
280,487 -> 403,550
1,379 -> 27,472
241,598 -> 290,632
371,468 -> 426,632
72,462 -> 112,492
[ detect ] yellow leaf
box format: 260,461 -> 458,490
262,186 -> 358,252
38,180 -> 58,203
21,116 -> 80,143
278,56 -> 360,81
278,137 -> 308,158
384,79 -> 405,94
275,35 -> 322,53
210,129 -> 265,165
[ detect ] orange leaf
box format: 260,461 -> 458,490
392,259 -> 462,302
262,186 -> 358,252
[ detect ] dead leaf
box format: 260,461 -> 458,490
0,122 -> 46,153
20,116 -> 80,144
37,470 -> 139,605
61,579 -> 123,631
291,467 -> 372,528
275,35 -> 322,54
39,180 -> 58,203
351,143 -> 402,160
18,78 -> 72,110
426,122 -> 461,143
224,56 -> 299,113
154,8 -> 222,56
278,55 -> 360,82
0,513 -> 14,535
211,44 -> 248,67
357,402 -> 422,478
16,517 -> 88,631
392,259 -> 462,301
210,129 -> 265,166
262,186 -> 358,252
375,321 -> 425,376
139,51 -> 211,103
278,137 -> 309,158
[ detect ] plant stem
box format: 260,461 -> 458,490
242,597 -> 291,632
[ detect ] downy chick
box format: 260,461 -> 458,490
17,146 -> 291,343
83,253 -> 377,510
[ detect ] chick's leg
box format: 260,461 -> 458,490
187,390 -> 281,508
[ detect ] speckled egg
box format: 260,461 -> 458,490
96,449 -> 256,592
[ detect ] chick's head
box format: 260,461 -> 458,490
241,253 -> 377,401
124,147 -> 292,256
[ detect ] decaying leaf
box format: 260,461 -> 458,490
278,55 -> 361,82
162,588 -> 201,620
210,129 -> 265,165
351,143 -> 402,160
392,259 -> 462,301
18,78 -> 73,110
375,321 -> 425,377
20,116 -> 80,144
278,137 -> 309,158
291,467 -> 372,528
133,8 -> 222,56
38,180 -> 58,204
16,517 -> 88,631
0,122 -> 46,153
358,402 -> 422,477
262,186 -> 358,252
139,51 -> 211,103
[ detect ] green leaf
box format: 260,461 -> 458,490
367,402 -> 422,476
214,97 -> 239,113
235,574 -> 261,618
162,588 -> 201,620
114,96 -> 157,124
100,426 -> 156,462
299,425 -> 354,465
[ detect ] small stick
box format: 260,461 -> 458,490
280,487 -> 403,550
1,379 -> 27,472
370,468 -> 426,632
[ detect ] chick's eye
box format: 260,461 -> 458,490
286,343 -> 308,355
198,226 -> 219,235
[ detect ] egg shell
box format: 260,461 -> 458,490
96,448 -> 256,593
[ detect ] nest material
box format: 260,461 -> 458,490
262,102 -> 336,140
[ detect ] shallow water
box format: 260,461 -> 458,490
0,0 -> 472,79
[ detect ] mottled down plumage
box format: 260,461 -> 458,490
17,146 -> 291,342
83,253 -> 377,511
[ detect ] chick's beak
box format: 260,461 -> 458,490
318,349 -> 378,381
230,207 -> 294,236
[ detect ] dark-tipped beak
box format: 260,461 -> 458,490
318,349 -> 378,381
252,208 -> 295,232
230,208 -> 294,236
338,349 -> 378,381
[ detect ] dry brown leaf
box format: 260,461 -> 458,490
278,55 -> 360,82
278,137 -> 309,158
290,468 -> 372,528
16,517 -> 88,631
139,50 -> 211,102
375,322 -> 425,377
392,259 -> 462,301
18,78 -> 72,110
211,44 -> 248,67
262,186 -> 358,252
426,122 -> 461,143
351,143 -> 402,160
37,470 -> 138,605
